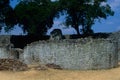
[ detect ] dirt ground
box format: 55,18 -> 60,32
0,64 -> 120,80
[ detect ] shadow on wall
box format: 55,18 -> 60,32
10,35 -> 50,49
9,32 -> 111,49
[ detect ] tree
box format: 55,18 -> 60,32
14,0 -> 59,36
59,0 -> 114,35
0,0 -> 16,32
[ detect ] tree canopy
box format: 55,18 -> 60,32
0,0 -> 16,32
59,0 -> 114,35
14,0 -> 59,35
0,0 -> 114,36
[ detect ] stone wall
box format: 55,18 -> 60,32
0,47 -> 23,60
0,35 -> 11,47
23,38 -> 118,70
0,35 -> 119,70
0,47 -> 10,59
0,35 -> 13,59
109,31 -> 120,61
0,35 -> 23,61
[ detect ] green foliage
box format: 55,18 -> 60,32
4,6 -> 17,32
59,0 -> 114,35
0,0 -> 114,36
14,0 -> 59,35
0,0 -> 16,32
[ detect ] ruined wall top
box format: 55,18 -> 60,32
0,35 -> 11,47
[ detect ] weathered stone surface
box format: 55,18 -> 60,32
46,63 -> 62,70
50,29 -> 63,40
0,35 -> 15,59
10,48 -> 24,61
109,31 -> 120,61
23,38 -> 118,70
0,35 -> 11,47
0,35 -> 118,70
0,47 -> 24,60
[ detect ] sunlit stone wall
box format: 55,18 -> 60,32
23,38 -> 118,70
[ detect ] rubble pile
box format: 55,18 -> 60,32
0,59 -> 28,71
46,63 -> 62,70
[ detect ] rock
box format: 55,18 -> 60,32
46,63 -> 62,70
0,59 -> 28,71
50,29 -> 63,40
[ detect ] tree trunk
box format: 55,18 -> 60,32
74,26 -> 80,35
82,26 -> 86,35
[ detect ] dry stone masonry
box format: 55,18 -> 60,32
0,35 -> 14,59
0,35 -> 24,61
0,34 -> 119,70
23,38 -> 118,70
109,31 -> 120,61
50,29 -> 63,40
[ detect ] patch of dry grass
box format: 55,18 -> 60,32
0,64 -> 120,80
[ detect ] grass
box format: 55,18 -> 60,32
0,64 -> 120,80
